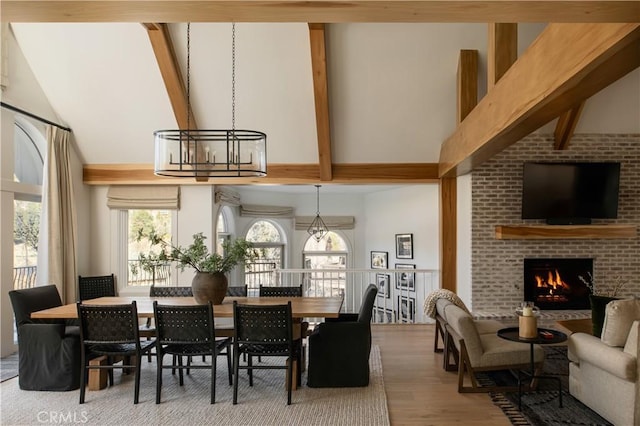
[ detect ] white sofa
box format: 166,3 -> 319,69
568,298 -> 640,426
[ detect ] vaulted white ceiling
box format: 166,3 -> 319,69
8,22 -> 640,169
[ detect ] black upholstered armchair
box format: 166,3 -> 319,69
8,285 -> 81,391
307,283 -> 378,388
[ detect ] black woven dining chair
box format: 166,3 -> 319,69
143,286 -> 194,362
153,301 -> 232,404
259,284 -> 309,365
77,301 -> 155,404
78,274 -> 116,301
150,286 -> 193,297
226,285 -> 248,297
259,285 -> 303,297
232,301 -> 297,405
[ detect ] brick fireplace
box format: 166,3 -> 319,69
471,134 -> 639,314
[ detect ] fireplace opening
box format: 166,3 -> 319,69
524,258 -> 593,310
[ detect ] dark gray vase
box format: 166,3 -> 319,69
191,271 -> 228,305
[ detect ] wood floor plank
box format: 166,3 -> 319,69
373,324 -> 510,426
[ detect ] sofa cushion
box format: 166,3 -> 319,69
477,334 -> 545,368
435,298 -> 452,322
445,304 -> 483,364
570,332 -> 637,381
623,320 -> 639,357
589,294 -> 619,338
474,319 -> 504,335
601,298 -> 640,347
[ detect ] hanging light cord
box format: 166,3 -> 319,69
231,23 -> 236,134
186,22 -> 191,133
315,185 -> 321,216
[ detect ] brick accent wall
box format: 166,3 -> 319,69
472,134 -> 639,312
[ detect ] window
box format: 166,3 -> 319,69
244,220 -> 284,290
303,231 -> 348,297
216,208 -> 231,255
126,210 -> 172,287
12,119 -> 44,291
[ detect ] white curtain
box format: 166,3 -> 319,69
37,126 -> 77,303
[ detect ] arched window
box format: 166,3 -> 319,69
302,231 -> 348,297
244,220 -> 285,291
216,208 -> 231,255
13,118 -> 45,288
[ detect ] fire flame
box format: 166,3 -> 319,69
535,269 -> 570,293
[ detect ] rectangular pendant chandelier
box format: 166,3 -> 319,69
154,129 -> 266,177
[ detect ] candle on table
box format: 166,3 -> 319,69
523,306 -> 533,316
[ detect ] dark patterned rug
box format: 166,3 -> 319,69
479,346 -> 612,426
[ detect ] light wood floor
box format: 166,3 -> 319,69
373,324 -> 511,426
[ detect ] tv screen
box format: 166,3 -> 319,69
522,162 -> 620,224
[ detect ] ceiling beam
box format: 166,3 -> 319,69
554,101 -> 586,150
439,23 -> 640,178
309,23 -> 333,182
83,163 -> 439,185
144,23 -> 195,130
3,1 -> 639,23
145,22 -> 212,181
487,23 -> 517,89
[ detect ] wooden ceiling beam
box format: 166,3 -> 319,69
144,23 -> 195,130
4,1 -> 639,23
83,163 -> 439,185
554,101 -> 586,150
309,23 -> 333,182
145,23 -> 212,181
439,23 -> 640,178
487,23 -> 517,89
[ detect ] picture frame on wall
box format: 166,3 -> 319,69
395,233 -> 413,259
371,251 -> 388,269
397,296 -> 415,322
395,263 -> 416,290
375,307 -> 394,324
376,273 -> 391,298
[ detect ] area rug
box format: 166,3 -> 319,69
0,352 -> 19,383
481,346 -> 612,426
1,346 -> 389,426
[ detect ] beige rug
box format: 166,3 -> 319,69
1,346 -> 389,426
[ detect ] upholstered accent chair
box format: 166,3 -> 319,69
9,285 -> 81,391
307,283 -> 378,388
443,301 -> 545,393
568,298 -> 640,426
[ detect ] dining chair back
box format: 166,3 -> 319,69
153,302 -> 232,404
78,274 -> 116,301
259,285 -> 303,297
226,285 -> 248,297
232,301 -> 296,405
149,286 -> 193,297
77,301 -> 155,404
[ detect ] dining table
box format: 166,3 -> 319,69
30,295 -> 345,320
31,295 -> 344,391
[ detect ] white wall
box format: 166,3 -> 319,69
362,185 -> 439,321
456,174 -> 473,309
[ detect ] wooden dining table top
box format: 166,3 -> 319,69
30,296 -> 344,319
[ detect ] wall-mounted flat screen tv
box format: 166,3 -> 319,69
522,162 -> 621,225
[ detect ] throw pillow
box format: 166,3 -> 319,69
590,294 -> 619,338
601,298 -> 640,347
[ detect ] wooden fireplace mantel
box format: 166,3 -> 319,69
495,224 -> 637,240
